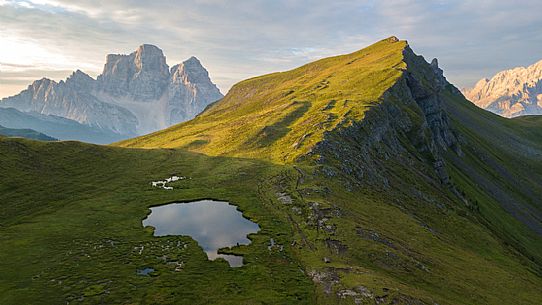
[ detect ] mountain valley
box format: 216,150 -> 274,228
0,37 -> 541,305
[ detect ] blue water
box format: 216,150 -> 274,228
142,200 -> 260,267
137,267 -> 155,276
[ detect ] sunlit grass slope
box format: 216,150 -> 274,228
118,37 -> 407,162
2,36 -> 541,305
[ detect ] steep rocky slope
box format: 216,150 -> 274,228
1,44 -> 223,138
463,59 -> 542,117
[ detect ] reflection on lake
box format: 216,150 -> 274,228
142,200 -> 260,267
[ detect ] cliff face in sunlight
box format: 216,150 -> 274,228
1,44 -> 223,138
464,59 -> 542,117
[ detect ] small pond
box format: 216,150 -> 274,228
136,267 -> 155,276
142,200 -> 260,267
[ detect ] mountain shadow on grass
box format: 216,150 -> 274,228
182,138 -> 210,149
249,101 -> 310,148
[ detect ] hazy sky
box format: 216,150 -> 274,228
1,0 -> 542,98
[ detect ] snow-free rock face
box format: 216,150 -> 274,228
0,74 -> 138,135
167,57 -> 223,125
98,44 -> 170,101
463,59 -> 542,117
0,44 -> 223,138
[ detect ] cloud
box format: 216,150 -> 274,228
1,0 -> 542,98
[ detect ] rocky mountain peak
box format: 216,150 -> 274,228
463,59 -> 542,117
98,44 -> 170,100
135,44 -> 163,55
65,70 -> 95,90
1,44 -> 224,140
167,56 -> 223,125
387,36 -> 400,43
183,56 -> 200,65
171,56 -> 213,85
133,44 -> 169,75
32,77 -> 54,86
71,69 -> 89,77
29,78 -> 56,94
430,58 -> 438,68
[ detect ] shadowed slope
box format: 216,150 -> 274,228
0,125 -> 57,141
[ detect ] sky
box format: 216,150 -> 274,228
1,0 -> 542,98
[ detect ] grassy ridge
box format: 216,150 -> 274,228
118,37 -> 407,162
1,37 -> 541,304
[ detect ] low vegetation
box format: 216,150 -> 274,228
1,37 -> 541,304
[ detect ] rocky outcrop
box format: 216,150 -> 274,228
0,44 -> 223,139
167,57 -> 224,125
463,59 -> 542,117
0,75 -> 138,135
98,44 -> 170,101
312,47 -> 462,189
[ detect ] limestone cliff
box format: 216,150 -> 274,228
0,45 -> 223,138
463,59 -> 542,117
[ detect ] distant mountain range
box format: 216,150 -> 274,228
0,107 -> 126,144
0,124 -> 57,141
0,44 -> 223,143
463,59 -> 542,117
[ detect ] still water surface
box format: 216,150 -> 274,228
143,200 -> 260,267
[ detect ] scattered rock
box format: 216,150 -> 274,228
276,192 -> 293,204
337,289 -> 358,298
325,239 -> 348,255
308,269 -> 340,295
267,238 -> 284,252
355,286 -> 374,298
356,227 -> 396,249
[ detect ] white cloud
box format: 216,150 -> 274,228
1,0 -> 542,98
0,34 -> 86,70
